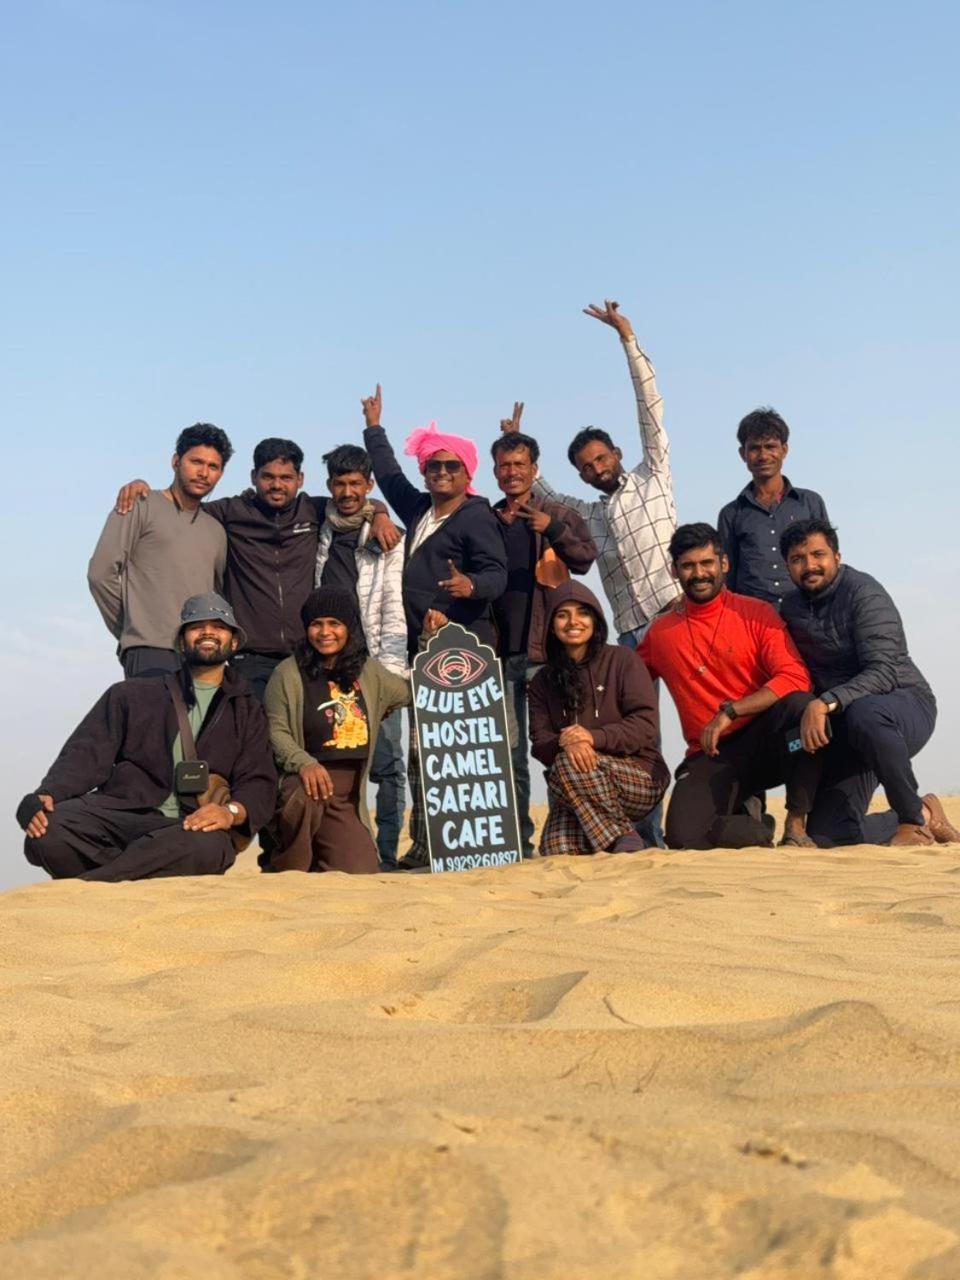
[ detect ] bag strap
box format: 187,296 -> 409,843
163,674 -> 199,761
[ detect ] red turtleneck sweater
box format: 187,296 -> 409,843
639,588 -> 810,755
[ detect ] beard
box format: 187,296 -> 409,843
182,636 -> 233,667
800,571 -> 832,595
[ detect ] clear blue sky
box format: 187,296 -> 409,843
2,1 -> 957,888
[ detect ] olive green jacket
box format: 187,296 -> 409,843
264,655 -> 411,837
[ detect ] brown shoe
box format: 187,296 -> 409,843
889,823 -> 935,847
921,794 -> 960,844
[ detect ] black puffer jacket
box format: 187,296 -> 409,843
781,564 -> 934,711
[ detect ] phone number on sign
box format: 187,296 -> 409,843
434,851 -> 521,872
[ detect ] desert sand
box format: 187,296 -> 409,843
2,800 -> 960,1279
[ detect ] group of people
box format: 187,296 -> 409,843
17,300 -> 957,882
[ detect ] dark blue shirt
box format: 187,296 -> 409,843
717,478 -> 829,608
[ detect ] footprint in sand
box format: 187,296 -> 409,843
378,971 -> 587,1025
823,900 -> 953,930
457,971 -> 588,1024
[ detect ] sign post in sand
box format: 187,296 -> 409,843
411,622 -> 522,873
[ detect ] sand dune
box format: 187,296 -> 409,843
2,800 -> 960,1278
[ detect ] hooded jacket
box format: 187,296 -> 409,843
364,425 -> 508,657
527,581 -> 668,784
34,667 -> 277,833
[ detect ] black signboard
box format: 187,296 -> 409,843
411,622 -> 522,874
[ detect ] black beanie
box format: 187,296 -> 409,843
300,587 -> 362,633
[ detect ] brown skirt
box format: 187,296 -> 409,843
270,766 -> 379,874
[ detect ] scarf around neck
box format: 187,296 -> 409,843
324,498 -> 377,533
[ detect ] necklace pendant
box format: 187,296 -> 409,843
697,664 -> 706,674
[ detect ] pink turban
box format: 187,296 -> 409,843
404,421 -> 479,495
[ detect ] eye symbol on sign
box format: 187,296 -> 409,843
422,648 -> 488,687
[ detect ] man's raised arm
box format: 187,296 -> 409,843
584,299 -> 668,475
360,384 -> 423,527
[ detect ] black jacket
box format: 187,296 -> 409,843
364,425 -> 508,656
205,492 -> 325,657
492,495 -> 597,663
35,669 -> 277,832
781,564 -> 934,712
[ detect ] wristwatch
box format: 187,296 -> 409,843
819,693 -> 839,713
225,802 -> 241,824
718,700 -> 738,721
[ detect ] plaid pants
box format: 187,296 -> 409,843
542,752 -> 667,856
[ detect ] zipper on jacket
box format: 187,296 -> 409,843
275,509 -> 285,649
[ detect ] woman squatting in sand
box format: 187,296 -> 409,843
263,587 -> 410,873
528,581 -> 669,856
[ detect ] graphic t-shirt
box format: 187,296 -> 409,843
302,674 -> 370,761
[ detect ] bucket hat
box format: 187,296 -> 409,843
176,592 -> 247,650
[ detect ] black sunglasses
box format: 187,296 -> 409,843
425,459 -> 464,475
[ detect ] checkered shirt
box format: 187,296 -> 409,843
537,336 -> 677,636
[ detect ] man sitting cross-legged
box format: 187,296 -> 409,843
17,594 -> 276,882
639,523 -> 818,850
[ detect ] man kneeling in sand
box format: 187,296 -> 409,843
639,523 -> 819,849
780,520 -> 959,848
17,594 -> 276,882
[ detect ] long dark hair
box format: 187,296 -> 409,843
295,624 -> 368,689
544,604 -> 606,715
